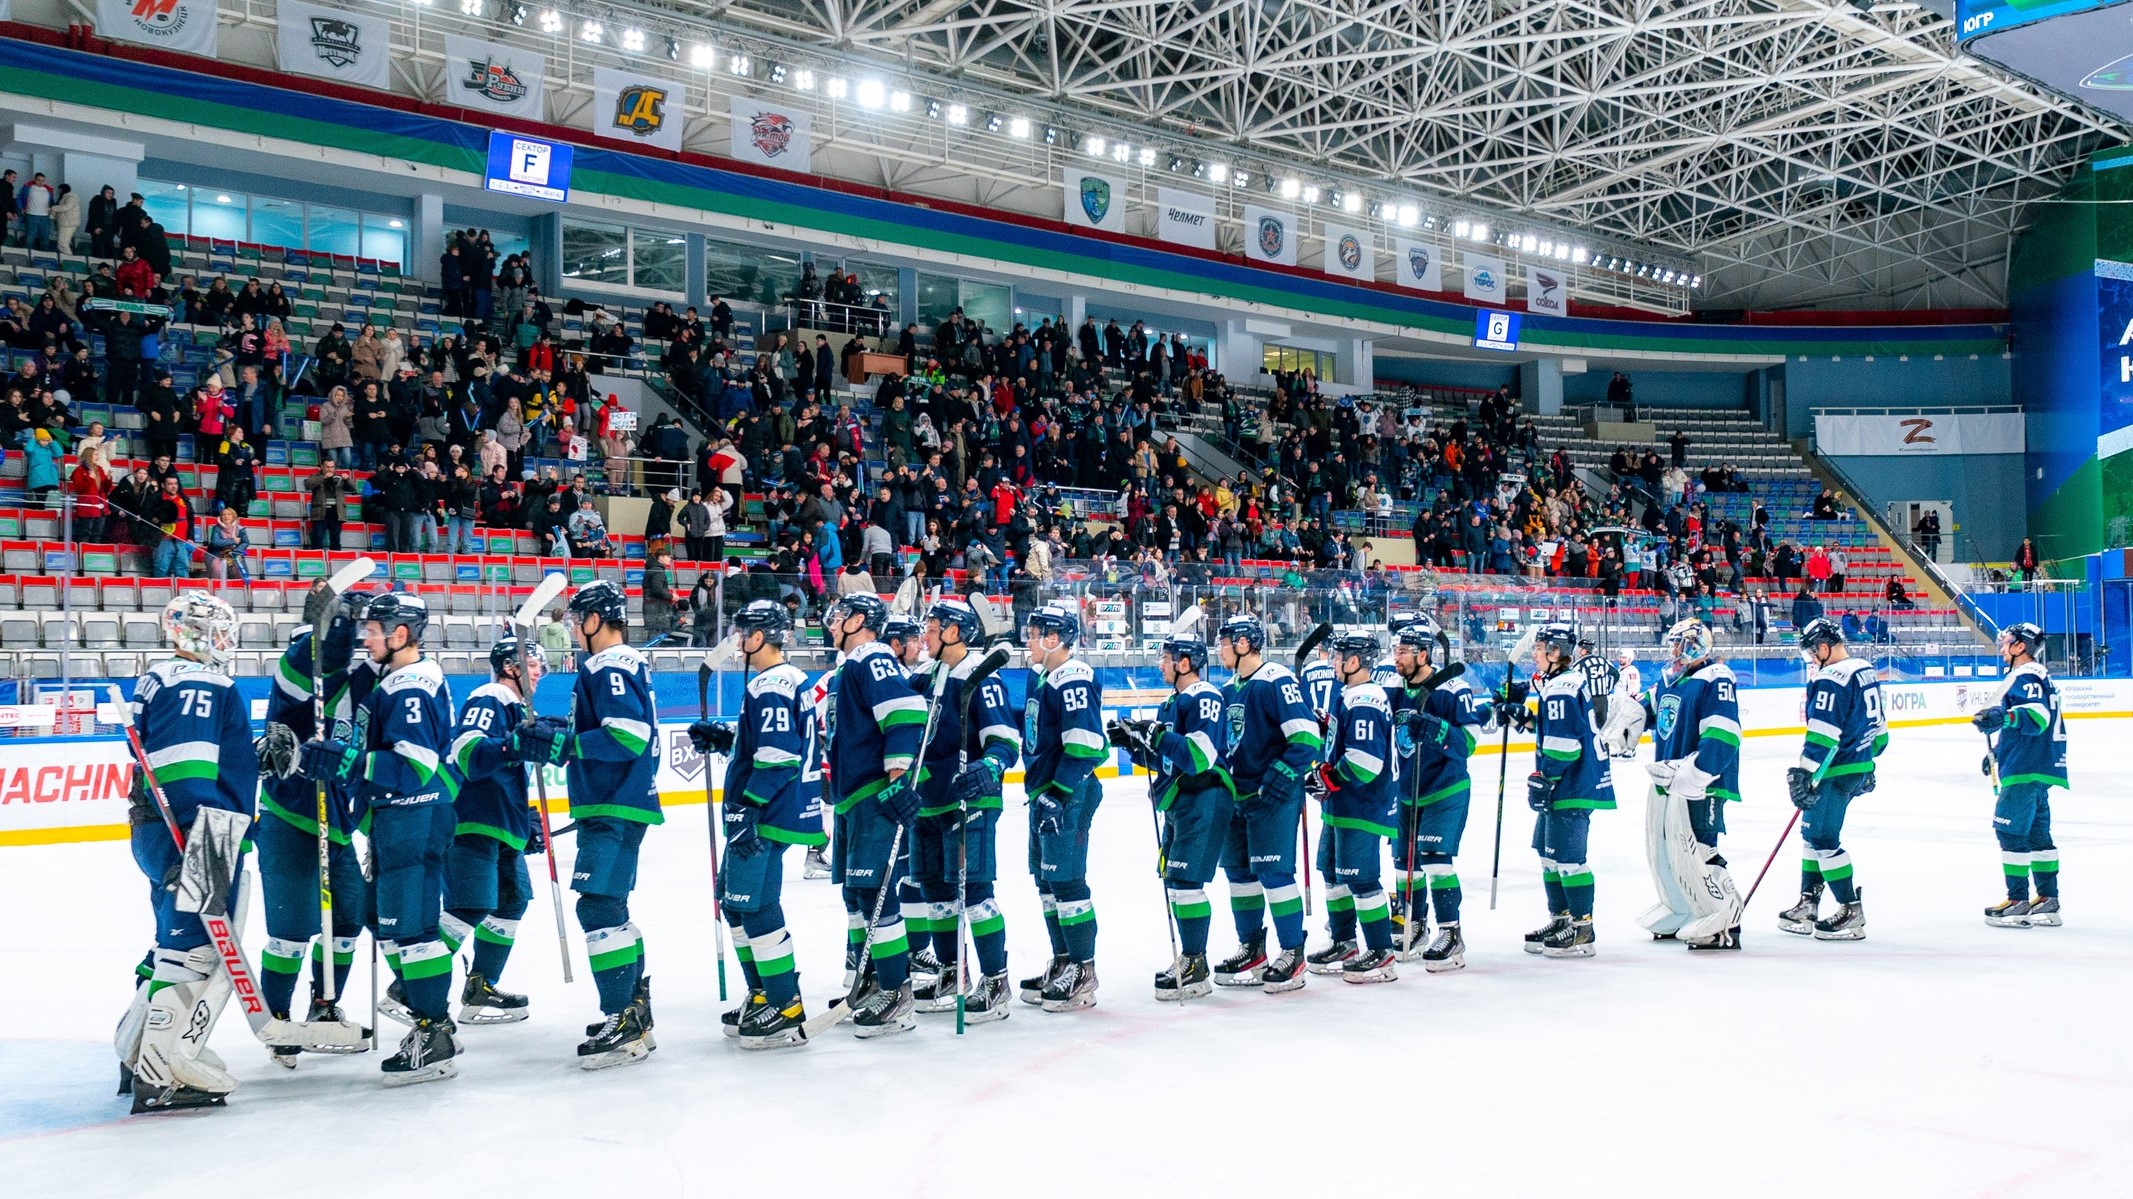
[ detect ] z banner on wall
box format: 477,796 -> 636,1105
275,0 -> 391,90
1154,187 -> 1217,250
1527,262 -> 1568,315
727,94 -> 813,169
1393,238 -> 1443,292
1321,223 -> 1373,281
1062,168 -> 1130,233
1464,253 -> 1506,303
1814,411 -> 2027,456
593,66 -> 685,152
441,33 -> 546,118
1242,205 -> 1297,266
97,0 -> 218,57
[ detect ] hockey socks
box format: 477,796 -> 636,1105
469,918 -> 518,985
1168,886 -> 1212,957
1325,884 -> 1358,942
1263,877 -> 1306,950
1228,879 -> 1266,941
962,888 -> 1010,978
867,915 -> 912,990
1810,850 -> 1857,905
1353,887 -> 1393,952
584,924 -> 646,1014
1053,881 -> 1097,962
739,912 -> 800,1007
261,938 -> 308,1017
1040,891 -> 1068,957
1557,862 -> 1595,920
395,938 -> 455,1020
2033,850 -> 2060,899
2001,852 -> 2032,903
1425,863 -> 1463,925
728,912 -> 761,991
1542,867 -> 1568,914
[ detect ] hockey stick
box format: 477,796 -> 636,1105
302,556 -> 376,1006
808,645 -> 1009,1038
1488,625 -> 1539,911
1397,661 -> 1468,955
949,651 -> 1003,1034
511,572 -> 575,984
1292,622 -> 1332,919
1741,809 -> 1803,910
967,588 -> 1015,647
699,661 -> 727,1004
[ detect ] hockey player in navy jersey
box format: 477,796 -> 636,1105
118,594 -> 256,1111
1305,633 -> 1401,983
1109,633 -> 1229,1000
296,593 -> 461,1085
1301,641 -> 1338,727
823,592 -> 930,1036
1636,620 -> 1745,951
441,634 -> 541,1024
252,591 -> 371,1061
1510,623 -> 1615,958
882,615 -> 945,991
1780,617 -> 1886,941
1974,622 -> 2066,928
1211,613 -> 1323,992
689,600 -> 826,1048
907,598 -> 1021,1020
530,580 -> 663,1067
1017,603 -> 1109,1012
1386,616 -> 1488,970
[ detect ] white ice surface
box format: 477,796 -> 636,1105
5,722 -> 2132,1197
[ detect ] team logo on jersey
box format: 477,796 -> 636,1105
1226,702 -> 1246,746
1336,233 -> 1363,272
1655,694 -> 1680,741
461,56 -> 531,105
307,17 -> 364,68
1257,216 -> 1285,258
612,85 -> 671,138
1079,176 -> 1112,224
1023,699 -> 1041,751
750,111 -> 796,158
1406,245 -> 1431,280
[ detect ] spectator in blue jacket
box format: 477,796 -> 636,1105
19,426 -> 62,505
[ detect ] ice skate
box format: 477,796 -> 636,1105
1213,933 -> 1268,987
1541,915 -> 1596,958
1040,960 -> 1099,1012
802,847 -> 832,880
1340,947 -> 1399,984
909,944 -> 945,990
1154,954 -> 1213,1001
2028,896 -> 2063,927
737,993 -> 808,1050
376,979 -> 414,1027
851,981 -> 918,1037
1777,887 -> 1823,936
299,997 -> 371,1052
380,1017 -> 458,1087
1421,924 -> 1467,972
722,990 -> 765,1039
1306,939 -> 1358,975
1684,926 -> 1742,951
1019,956 -> 1067,1005
578,1006 -> 656,1069
960,973 -> 1012,1024
1260,945 -> 1308,993
914,959 -> 967,1013
459,972 -> 530,1024
1812,893 -> 1866,941
1984,899 -> 2033,928
1524,913 -> 1570,954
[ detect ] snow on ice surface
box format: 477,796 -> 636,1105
5,721 -> 2132,1198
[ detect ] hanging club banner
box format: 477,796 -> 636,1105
97,0 -> 219,57
727,94 -> 813,169
1062,168 -> 1130,233
1393,238 -> 1443,292
1464,253 -> 1507,303
592,65 -> 685,153
275,0 -> 391,90
441,33 -> 546,118
1154,187 -> 1217,250
1322,223 -> 1374,281
1527,262 -> 1568,315
1242,205 -> 1297,266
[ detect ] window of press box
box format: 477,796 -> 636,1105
562,219 -> 686,300
1262,344 -> 1335,381
702,234 -> 800,307
135,180 -> 408,265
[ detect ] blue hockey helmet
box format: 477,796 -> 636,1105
1998,622 -> 2044,655
1159,634 -> 1208,674
1216,613 -> 1266,653
1797,617 -> 1845,653
827,592 -> 891,633
569,579 -> 629,627
732,599 -> 791,646
338,587 -> 382,624
1330,632 -> 1380,667
490,631 -> 542,681
363,592 -> 430,644
1533,622 -> 1579,657
925,597 -> 983,645
1391,610 -> 1441,644
1025,603 -> 1082,646
882,615 -> 924,646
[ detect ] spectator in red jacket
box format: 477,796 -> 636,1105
115,245 -> 157,298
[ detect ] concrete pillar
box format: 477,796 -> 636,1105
1336,337 -> 1374,390
1066,294 -> 1088,330
1519,357 -> 1563,415
411,194 -> 445,285
685,234 -> 707,307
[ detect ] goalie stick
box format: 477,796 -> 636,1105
1292,622 -> 1331,918
302,555 -> 375,1005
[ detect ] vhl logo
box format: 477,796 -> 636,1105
613,85 -> 669,137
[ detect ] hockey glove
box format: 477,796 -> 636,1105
321,613 -> 357,671
1669,762 -> 1715,805
952,757 -> 1005,808
1310,764 -> 1338,798
513,716 -> 573,765
688,720 -> 736,757
298,738 -> 360,784
1970,705 -> 2008,734
1980,753 -> 1995,779
1506,704 -> 1536,734
1105,720 -> 1137,749
255,721 -> 300,780
1033,790 -> 1066,837
1259,761 -> 1305,808
1838,772 -> 1876,800
1525,771 -> 1556,813
723,800 -> 764,858
877,771 -> 920,824
1786,767 -> 1817,810
1645,759 -> 1678,790
1500,678 -> 1530,707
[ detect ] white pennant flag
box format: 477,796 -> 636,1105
1393,239 -> 1443,292
592,66 -> 686,153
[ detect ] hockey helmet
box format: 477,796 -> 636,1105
1998,622 -> 2044,656
1534,622 -> 1579,658
1330,632 -> 1380,666
569,579 -> 629,628
1025,603 -> 1082,647
161,593 -> 239,673
1216,613 -> 1266,654
827,592 -> 891,634
925,597 -> 983,645
1797,617 -> 1845,653
732,599 -> 792,647
1661,619 -> 1713,665
1160,634 -> 1208,674
363,592 -> 430,645
490,632 -> 543,682
882,616 -> 924,647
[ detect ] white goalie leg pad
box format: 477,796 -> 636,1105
1638,782 -> 1696,935
135,946 -> 239,1096
114,962 -> 154,1066
1678,851 -> 1744,943
1599,699 -> 1648,759
1663,773 -> 1737,938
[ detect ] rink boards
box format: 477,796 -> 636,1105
2,674 -> 2125,846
